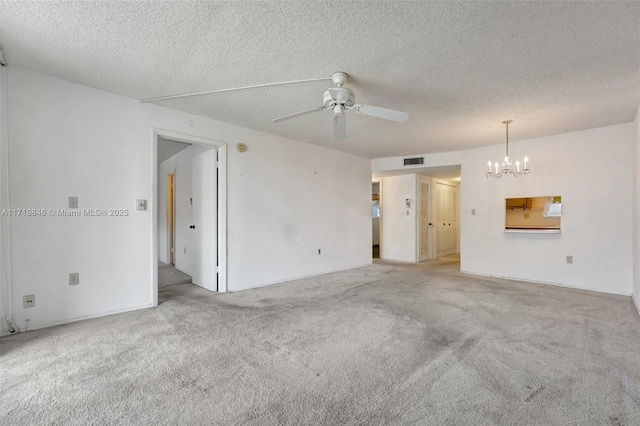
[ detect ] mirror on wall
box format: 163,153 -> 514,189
505,196 -> 561,233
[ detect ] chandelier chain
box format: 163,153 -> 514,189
503,119 -> 512,158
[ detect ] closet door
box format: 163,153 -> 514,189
435,182 -> 458,258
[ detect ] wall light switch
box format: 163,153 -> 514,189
566,255 -> 573,264
136,199 -> 147,211
471,209 -> 476,216
68,196 -> 78,209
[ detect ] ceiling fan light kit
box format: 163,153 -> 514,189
486,120 -> 531,179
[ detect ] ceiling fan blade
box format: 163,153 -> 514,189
333,114 -> 346,141
272,106 -> 326,123
352,104 -> 409,123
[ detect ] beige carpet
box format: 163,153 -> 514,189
158,261 -> 192,288
1,256 -> 640,425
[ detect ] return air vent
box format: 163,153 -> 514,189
403,157 -> 424,166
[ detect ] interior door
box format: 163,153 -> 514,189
191,148 -> 217,291
419,178 -> 431,261
435,182 -> 458,258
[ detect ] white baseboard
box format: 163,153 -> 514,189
633,293 -> 640,319
0,303 -> 154,336
229,262 -> 373,292
460,270 -> 632,297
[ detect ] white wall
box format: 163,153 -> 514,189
633,102 -> 640,312
228,130 -> 371,291
379,174 -> 417,263
460,124 -> 634,295
373,123 -> 635,296
3,67 -> 371,330
0,65 -> 9,333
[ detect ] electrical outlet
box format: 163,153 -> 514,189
318,248 -> 321,255
566,255 -> 573,264
23,294 -> 35,308
136,199 -> 147,211
68,196 -> 78,209
69,273 -> 80,285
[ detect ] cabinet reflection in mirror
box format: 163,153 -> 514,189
505,196 -> 561,233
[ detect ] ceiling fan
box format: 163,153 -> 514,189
142,71 -> 409,142
272,72 -> 409,141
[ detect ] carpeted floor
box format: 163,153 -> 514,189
158,261 -> 192,288
1,255 -> 640,425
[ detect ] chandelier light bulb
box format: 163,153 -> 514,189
488,160 -> 492,172
516,160 -> 520,172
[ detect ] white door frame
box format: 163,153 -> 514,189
372,177 -> 383,259
152,129 -> 227,306
417,175 -> 432,262
0,65 -> 11,334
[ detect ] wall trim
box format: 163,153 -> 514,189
633,293 -> 640,319
0,64 -> 11,334
461,269 -> 632,297
0,303 -> 154,336
230,262 -> 373,292
372,177 -> 383,262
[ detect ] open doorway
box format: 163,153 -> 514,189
157,139 -> 194,298
153,130 -> 228,306
372,165 -> 460,266
167,173 -> 175,265
372,179 -> 382,259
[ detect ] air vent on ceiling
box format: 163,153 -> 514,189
403,157 -> 424,166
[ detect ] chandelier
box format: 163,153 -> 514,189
486,120 -> 530,179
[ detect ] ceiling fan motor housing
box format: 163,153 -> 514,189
323,87 -> 355,109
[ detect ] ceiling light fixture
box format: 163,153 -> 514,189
486,120 -> 530,179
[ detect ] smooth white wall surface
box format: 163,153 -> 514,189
460,124 -> 634,295
380,174 -> 417,263
633,102 -> 640,311
228,130 -> 371,291
4,67 -> 371,329
0,65 -> 9,333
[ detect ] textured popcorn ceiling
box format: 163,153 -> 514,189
1,1 -> 638,158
